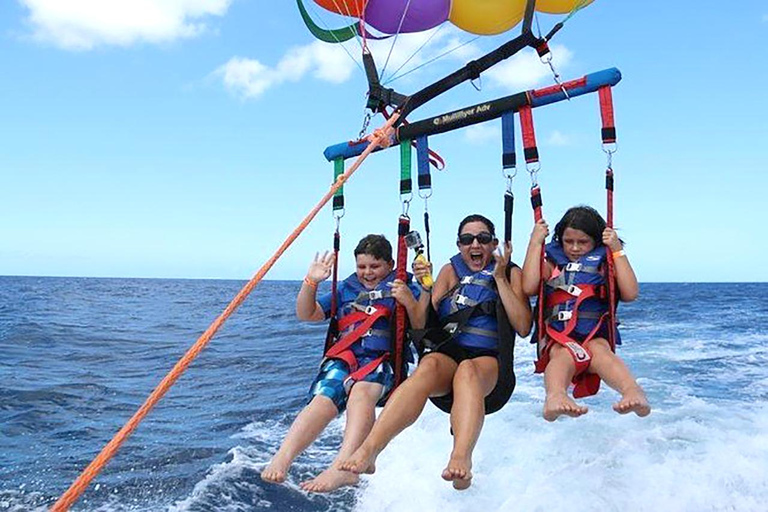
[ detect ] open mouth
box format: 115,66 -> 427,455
469,251 -> 484,265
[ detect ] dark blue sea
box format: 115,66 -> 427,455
1,277 -> 767,511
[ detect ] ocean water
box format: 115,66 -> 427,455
1,277 -> 767,512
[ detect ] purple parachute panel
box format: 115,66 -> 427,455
364,0 -> 450,34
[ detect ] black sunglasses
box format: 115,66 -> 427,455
457,232 -> 494,246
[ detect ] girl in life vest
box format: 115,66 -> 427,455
521,205 -> 650,421
261,235 -> 428,493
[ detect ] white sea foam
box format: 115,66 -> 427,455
353,387 -> 768,512
168,446 -> 271,512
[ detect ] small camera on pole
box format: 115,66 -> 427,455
404,230 -> 433,288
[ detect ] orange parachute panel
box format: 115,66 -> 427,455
315,0 -> 367,18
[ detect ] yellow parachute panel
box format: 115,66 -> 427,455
449,0 -> 526,36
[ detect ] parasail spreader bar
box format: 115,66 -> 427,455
323,67 -> 622,162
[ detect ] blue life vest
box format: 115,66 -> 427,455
537,242 -> 620,345
436,254 -> 499,350
335,271 -> 398,356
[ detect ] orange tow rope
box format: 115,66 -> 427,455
50,114 -> 399,512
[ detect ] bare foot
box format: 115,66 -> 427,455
299,467 -> 359,493
543,393 -> 589,421
441,455 -> 473,491
261,456 -> 291,484
339,444 -> 378,475
613,386 -> 651,417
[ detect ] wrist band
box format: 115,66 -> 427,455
612,250 -> 626,259
303,276 -> 318,288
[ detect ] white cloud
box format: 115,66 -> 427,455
485,44 -> 573,91
217,41 -> 356,100
546,130 -> 572,146
19,0 -> 231,50
464,123 -> 499,144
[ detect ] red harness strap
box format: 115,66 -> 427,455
343,353 -> 389,394
535,281 -> 610,398
324,304 -> 392,392
325,305 -> 391,369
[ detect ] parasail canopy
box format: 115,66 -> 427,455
312,0 -> 593,37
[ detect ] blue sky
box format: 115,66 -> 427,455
1,1 -> 767,282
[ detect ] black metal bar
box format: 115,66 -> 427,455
399,92 -> 529,140
522,0 -> 537,34
399,31 -> 540,121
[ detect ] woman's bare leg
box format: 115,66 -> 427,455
586,338 -> 650,417
543,344 -> 589,421
339,353 -> 457,474
442,356 -> 498,490
261,395 -> 338,483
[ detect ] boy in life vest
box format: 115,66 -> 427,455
521,206 -> 650,421
261,234 -> 428,492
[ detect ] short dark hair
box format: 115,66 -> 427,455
553,205 -> 607,246
354,234 -> 393,262
457,214 -> 496,237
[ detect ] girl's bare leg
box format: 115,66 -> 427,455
543,344 -> 589,421
301,382 -> 385,492
442,356 -> 498,490
261,395 -> 338,483
339,353 -> 457,474
587,338 -> 650,417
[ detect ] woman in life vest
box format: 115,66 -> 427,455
521,205 -> 650,421
340,215 -> 532,490
261,234 -> 428,492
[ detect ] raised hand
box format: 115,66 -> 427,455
306,251 -> 334,284
493,241 -> 512,282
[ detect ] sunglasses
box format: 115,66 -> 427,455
457,232 -> 494,246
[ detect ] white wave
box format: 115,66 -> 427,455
354,390 -> 768,512
168,446 -> 271,512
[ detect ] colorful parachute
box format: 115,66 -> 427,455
311,0 -> 592,37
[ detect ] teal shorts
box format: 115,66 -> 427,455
308,356 -> 394,413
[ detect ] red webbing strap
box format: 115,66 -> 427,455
519,104 -> 539,164
325,306 -> 391,361
337,309 -> 375,331
347,353 -> 388,384
598,86 -> 616,144
544,286 -> 604,346
323,229 -> 342,354
545,284 -> 603,308
530,76 -> 588,99
530,185 -> 546,361
605,168 -> 617,352
601,85 -> 617,351
394,216 -> 410,387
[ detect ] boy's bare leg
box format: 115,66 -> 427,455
587,338 -> 650,417
543,344 -> 589,421
301,382 -> 383,492
442,357 -> 498,490
340,353 -> 456,474
261,395 -> 338,484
